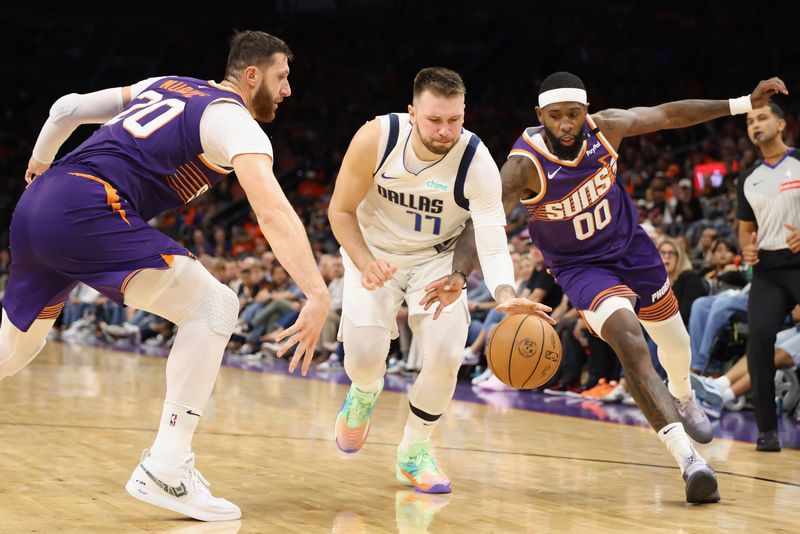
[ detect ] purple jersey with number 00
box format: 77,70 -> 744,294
508,115 -> 639,269
57,77 -> 246,220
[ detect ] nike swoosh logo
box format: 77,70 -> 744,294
141,464 -> 188,498
663,426 -> 674,435
381,172 -> 401,180
752,180 -> 763,186
547,167 -> 562,179
186,409 -> 201,417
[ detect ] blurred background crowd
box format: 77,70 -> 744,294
1,2 -> 798,421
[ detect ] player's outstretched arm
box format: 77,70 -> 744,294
328,119 -> 397,290
25,85 -> 141,183
593,77 -> 788,147
234,152 -> 330,375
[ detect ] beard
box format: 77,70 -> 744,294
543,124 -> 586,160
416,127 -> 457,155
252,79 -> 277,123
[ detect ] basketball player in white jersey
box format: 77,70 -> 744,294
328,67 -> 553,493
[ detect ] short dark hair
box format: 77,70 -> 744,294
539,71 -> 586,94
226,31 -> 293,79
768,100 -> 785,119
413,67 -> 466,101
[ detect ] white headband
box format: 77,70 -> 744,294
538,87 -> 587,108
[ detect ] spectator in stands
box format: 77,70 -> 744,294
659,238 -> 707,325
692,305 -> 800,418
692,227 -> 718,268
699,238 -> 746,295
670,178 -> 704,228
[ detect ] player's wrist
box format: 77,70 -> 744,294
451,270 -> 468,289
729,95 -> 753,115
493,284 -> 516,302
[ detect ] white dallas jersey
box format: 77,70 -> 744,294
358,113 -> 507,254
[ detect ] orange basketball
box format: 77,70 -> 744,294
486,314 -> 562,389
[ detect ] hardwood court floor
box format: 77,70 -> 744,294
1,342 -> 798,533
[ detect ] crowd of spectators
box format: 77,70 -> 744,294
1,5 -> 798,422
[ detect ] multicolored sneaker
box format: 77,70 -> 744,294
396,439 -> 452,494
335,380 -> 383,453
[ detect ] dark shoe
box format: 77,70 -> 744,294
683,461 -> 721,504
756,431 -> 781,452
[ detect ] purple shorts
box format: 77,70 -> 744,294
550,227 -> 678,322
4,165 -> 189,331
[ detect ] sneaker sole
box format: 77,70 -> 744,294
684,470 -> 720,504
335,414 -> 370,454
396,468 -> 452,494
125,476 -> 241,521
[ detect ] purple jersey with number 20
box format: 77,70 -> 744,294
508,115 -> 678,324
4,77 -> 248,331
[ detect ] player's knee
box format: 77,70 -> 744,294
609,327 -> 649,363
204,283 -> 239,337
425,354 -> 462,381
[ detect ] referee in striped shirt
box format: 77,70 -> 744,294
737,99 -> 800,452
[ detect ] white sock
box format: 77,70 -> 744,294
641,315 -> 692,400
714,376 -> 731,390
722,388 -> 735,403
354,379 -> 382,394
657,422 -> 703,474
150,401 -> 201,466
399,411 -> 436,451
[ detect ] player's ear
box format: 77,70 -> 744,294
778,117 -> 787,133
407,104 -> 415,122
534,106 -> 542,124
243,66 -> 259,87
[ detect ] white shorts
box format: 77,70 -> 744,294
339,245 -> 469,339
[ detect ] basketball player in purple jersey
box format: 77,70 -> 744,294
0,31 -> 329,521
427,72 -> 787,504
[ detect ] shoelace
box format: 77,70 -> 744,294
408,449 -> 440,476
347,390 -> 375,425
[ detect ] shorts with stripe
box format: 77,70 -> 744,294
551,228 -> 678,323
4,166 -> 190,332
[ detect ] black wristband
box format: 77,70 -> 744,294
452,270 -> 468,289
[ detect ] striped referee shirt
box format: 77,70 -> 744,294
737,148 -> 800,251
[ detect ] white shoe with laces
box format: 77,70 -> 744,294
125,449 -> 241,522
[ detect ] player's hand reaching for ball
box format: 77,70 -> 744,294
419,271 -> 467,320
361,258 -> 397,290
496,298 -> 556,325
275,290 -> 330,376
750,77 -> 789,109
24,156 -> 50,185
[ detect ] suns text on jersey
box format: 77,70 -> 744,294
543,161 -> 617,220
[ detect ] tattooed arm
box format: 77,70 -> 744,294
594,77 -> 787,149
420,154 -> 554,322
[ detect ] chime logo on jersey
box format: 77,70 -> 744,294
543,162 -> 616,220
376,184 -> 444,214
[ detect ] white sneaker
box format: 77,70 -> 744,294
471,367 -> 493,385
476,373 -> 515,391
317,355 -> 343,370
462,348 -> 479,366
126,449 -> 241,522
